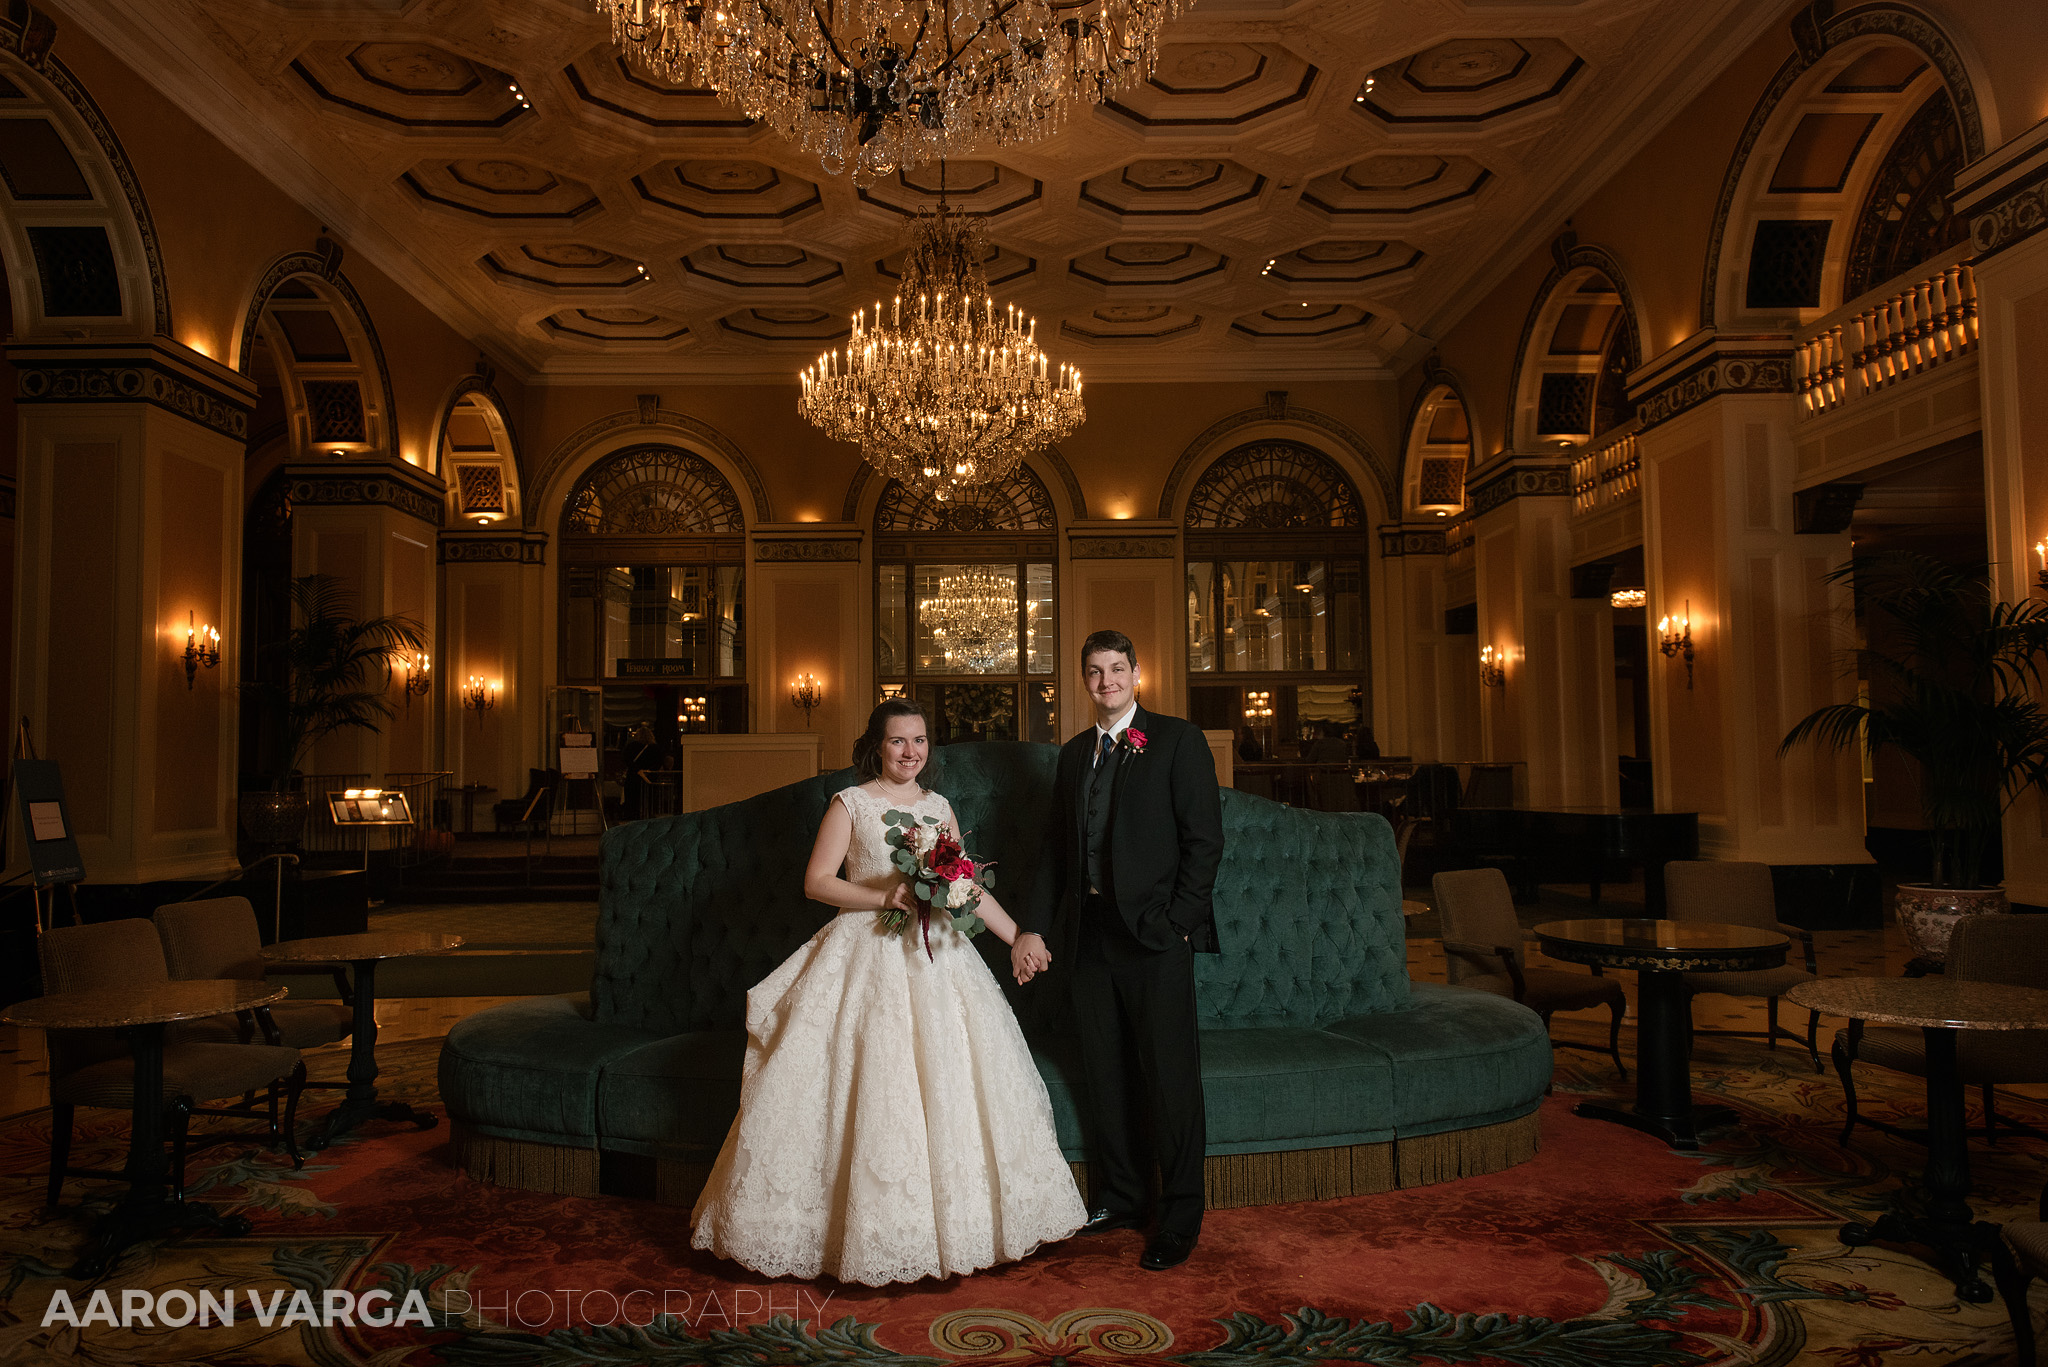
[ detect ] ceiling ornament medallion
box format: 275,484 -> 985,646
798,198 -> 1083,497
590,0 -> 1183,181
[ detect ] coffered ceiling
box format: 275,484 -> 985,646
52,0 -> 1784,383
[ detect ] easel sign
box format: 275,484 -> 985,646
559,732 -> 599,777
13,759 -> 83,887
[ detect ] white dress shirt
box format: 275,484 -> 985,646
1092,701 -> 1139,768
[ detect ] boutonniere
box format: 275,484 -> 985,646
1122,729 -> 1148,755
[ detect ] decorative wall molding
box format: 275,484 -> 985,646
1698,2 -> 1987,327
754,537 -> 861,562
1070,535 -> 1178,559
872,535 -> 1057,561
1631,343 -> 1795,430
1377,526 -> 1450,557
1158,399 -> 1396,519
439,532 -> 546,565
9,343 -> 255,441
285,462 -> 443,526
1466,458 -> 1573,517
1957,121 -> 2048,262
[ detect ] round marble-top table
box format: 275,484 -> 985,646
1788,975 -> 2048,1303
261,931 -> 463,1149
1536,918 -> 1788,1150
1,980 -> 288,1277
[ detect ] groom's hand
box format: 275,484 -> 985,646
1011,932 -> 1051,984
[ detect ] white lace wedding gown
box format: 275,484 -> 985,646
690,785 -> 1086,1285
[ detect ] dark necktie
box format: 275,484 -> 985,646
1098,730 -> 1115,767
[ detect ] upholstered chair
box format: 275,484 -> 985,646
1665,860 -> 1822,1070
1835,912 -> 2048,1145
37,919 -> 305,1207
154,897 -> 354,1052
1433,867 -> 1626,1078
1996,1186 -> 2048,1367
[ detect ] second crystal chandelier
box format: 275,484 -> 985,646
593,0 -> 1182,181
798,204 -> 1084,496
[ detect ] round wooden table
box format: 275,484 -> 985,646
1788,975 -> 2048,1303
1535,918 -> 1788,1149
261,931 -> 463,1149
2,980 -> 287,1277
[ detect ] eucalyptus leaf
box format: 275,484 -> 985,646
913,882 -> 931,901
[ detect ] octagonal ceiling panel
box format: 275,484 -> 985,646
876,239 -> 1035,288
1300,154 -> 1490,219
634,159 -> 822,220
1231,302 -> 1376,340
1102,43 -> 1317,130
1262,239 -> 1423,284
1061,303 -> 1204,345
482,242 -> 649,291
1081,159 -> 1266,221
858,160 -> 1041,218
719,306 -> 851,345
682,244 -> 844,289
402,159 -> 601,219
541,306 -> 689,344
1069,241 -> 1228,288
1356,38 -> 1584,124
563,48 -> 755,132
293,41 -> 530,130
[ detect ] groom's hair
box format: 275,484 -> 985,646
1080,629 -> 1137,671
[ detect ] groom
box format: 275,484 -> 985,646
1013,628 -> 1224,1271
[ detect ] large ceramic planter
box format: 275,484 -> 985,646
239,790 -> 310,845
1894,883 -> 2008,964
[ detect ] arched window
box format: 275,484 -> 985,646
874,468 -> 1059,745
559,444 -> 747,733
440,389 -> 521,525
1183,440 -> 1370,759
1404,385 -> 1471,518
1842,89 -> 1966,300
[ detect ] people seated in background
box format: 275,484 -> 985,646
1305,723 -> 1351,763
1354,726 -> 1382,761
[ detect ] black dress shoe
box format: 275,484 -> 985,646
1076,1208 -> 1144,1236
1140,1230 -> 1196,1270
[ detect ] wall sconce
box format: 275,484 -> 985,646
182,611 -> 220,689
1479,645 -> 1507,689
1610,588 -> 1646,610
1658,602 -> 1695,689
2035,540 -> 2047,595
463,675 -> 498,723
678,694 -> 708,733
790,672 -> 823,728
1242,689 -> 1273,722
403,652 -> 431,712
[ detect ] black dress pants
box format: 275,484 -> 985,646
1072,895 -> 1205,1236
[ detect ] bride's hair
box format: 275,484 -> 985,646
852,697 -> 930,784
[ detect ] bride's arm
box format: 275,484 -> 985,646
803,796 -> 913,912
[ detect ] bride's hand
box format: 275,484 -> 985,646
1011,932 -> 1051,984
882,882 -> 917,914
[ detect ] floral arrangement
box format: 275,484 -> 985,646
881,809 -> 994,958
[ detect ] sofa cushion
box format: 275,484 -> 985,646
595,1031 -> 749,1160
438,994 -> 663,1147
1326,982 -> 1551,1136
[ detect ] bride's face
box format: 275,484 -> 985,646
879,715 -> 929,784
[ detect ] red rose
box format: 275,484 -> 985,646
1125,728 -> 1148,751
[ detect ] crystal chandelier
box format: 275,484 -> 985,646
593,0 -> 1182,181
798,203 -> 1084,496
921,566 -> 1018,672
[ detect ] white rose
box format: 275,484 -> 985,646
947,877 -> 974,909
910,823 -> 938,856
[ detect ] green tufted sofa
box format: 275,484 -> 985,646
438,741 -> 1551,1209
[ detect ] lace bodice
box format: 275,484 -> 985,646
833,785 -> 953,905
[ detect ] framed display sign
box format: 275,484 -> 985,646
327,790 -> 414,826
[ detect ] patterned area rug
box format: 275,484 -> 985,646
0,1033 -> 2042,1366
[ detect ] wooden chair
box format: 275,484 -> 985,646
38,919 -> 305,1207
1665,860 -> 1822,1070
1433,868 -> 1626,1078
154,897 -> 354,1053
1835,912 -> 2048,1146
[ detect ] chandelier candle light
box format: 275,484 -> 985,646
592,0 -> 1184,182
800,206 -> 1083,497
920,566 -> 1019,672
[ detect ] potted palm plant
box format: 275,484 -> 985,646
1781,551 -> 2048,962
240,574 -> 428,844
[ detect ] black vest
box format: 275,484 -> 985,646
1084,735 -> 1120,895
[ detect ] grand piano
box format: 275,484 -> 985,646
1449,806 -> 1700,912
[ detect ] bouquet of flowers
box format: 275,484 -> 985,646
880,808 -> 994,959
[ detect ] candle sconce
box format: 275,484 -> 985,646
403,652 -> 431,712
462,675 -> 498,723
1658,602 -> 1695,689
790,672 -> 823,728
1478,645 -> 1507,690
182,611 -> 220,689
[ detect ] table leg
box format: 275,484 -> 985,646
304,960 -> 439,1150
1574,968 -> 1735,1150
1839,1025 -> 1999,1303
68,1023 -> 254,1279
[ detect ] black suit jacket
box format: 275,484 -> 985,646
1029,707 -> 1225,954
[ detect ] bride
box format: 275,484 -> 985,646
690,698 -> 1086,1285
